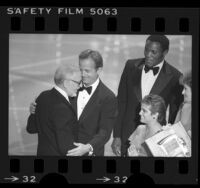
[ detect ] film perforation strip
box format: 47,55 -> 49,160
82,159 -> 92,173
83,17 -> 93,31
179,18 -> 189,32
34,159 -> 44,173
106,159 -> 116,174
10,159 -> 20,173
58,159 -> 68,173
130,160 -> 140,174
9,17 -> 191,33
10,17 -> 21,31
154,160 -> 164,174
59,17 -> 69,31
107,17 -> 117,32
179,160 -> 188,174
35,17 -> 45,31
155,17 -> 165,32
9,158 -> 190,175
131,17 -> 141,32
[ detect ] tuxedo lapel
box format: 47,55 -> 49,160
52,88 -> 77,115
78,82 -> 101,123
150,62 -> 173,95
69,96 -> 77,115
133,60 -> 144,102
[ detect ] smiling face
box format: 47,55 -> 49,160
64,72 -> 81,97
144,40 -> 168,67
79,58 -> 101,87
139,103 -> 157,125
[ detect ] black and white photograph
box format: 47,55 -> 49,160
9,34 -> 192,157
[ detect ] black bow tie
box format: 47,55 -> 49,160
78,86 -> 92,95
144,65 -> 160,76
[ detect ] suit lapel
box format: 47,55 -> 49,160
150,61 -> 173,95
69,96 -> 77,115
133,60 -> 144,102
52,88 -> 77,115
78,82 -> 102,123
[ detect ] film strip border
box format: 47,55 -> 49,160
5,157 -> 195,184
10,16 -> 190,33
0,8 -> 197,33
0,7 -> 199,184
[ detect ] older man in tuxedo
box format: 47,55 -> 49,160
112,35 -> 184,156
27,65 -> 81,156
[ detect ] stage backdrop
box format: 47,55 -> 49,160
9,34 -> 192,155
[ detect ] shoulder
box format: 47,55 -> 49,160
37,89 -> 52,101
125,58 -> 145,68
136,124 -> 146,133
98,81 -> 116,98
164,61 -> 182,78
128,124 -> 146,142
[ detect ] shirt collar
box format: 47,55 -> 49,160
83,77 -> 100,94
143,60 -> 164,73
155,60 -> 164,69
54,85 -> 69,102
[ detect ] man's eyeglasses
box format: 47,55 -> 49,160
70,80 -> 81,85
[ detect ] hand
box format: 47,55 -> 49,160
111,138 -> 121,156
127,144 -> 139,156
29,101 -> 37,114
66,143 -> 90,156
180,102 -> 191,131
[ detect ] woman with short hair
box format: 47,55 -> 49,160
128,94 -> 191,157
175,71 -> 192,137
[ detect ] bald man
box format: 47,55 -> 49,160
26,65 -> 81,156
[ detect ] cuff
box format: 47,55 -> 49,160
88,144 -> 94,156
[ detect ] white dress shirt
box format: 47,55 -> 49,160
141,61 -> 164,99
77,78 -> 100,119
54,85 -> 70,103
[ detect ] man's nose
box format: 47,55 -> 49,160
81,71 -> 86,77
146,51 -> 152,58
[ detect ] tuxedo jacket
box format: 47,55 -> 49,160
113,58 -> 183,154
70,80 -> 117,156
27,88 -> 78,156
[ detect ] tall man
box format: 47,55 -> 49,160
67,49 -> 117,156
27,65 -> 81,156
112,35 -> 184,156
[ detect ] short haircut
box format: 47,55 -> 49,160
141,94 -> 167,125
79,49 -> 103,69
179,71 -> 192,89
146,35 -> 169,52
54,65 -> 80,86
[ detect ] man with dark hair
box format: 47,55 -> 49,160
27,65 -> 81,156
112,35 -> 184,156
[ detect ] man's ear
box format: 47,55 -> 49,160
97,67 -> 102,75
63,80 -> 68,88
163,49 -> 168,57
153,112 -> 159,120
